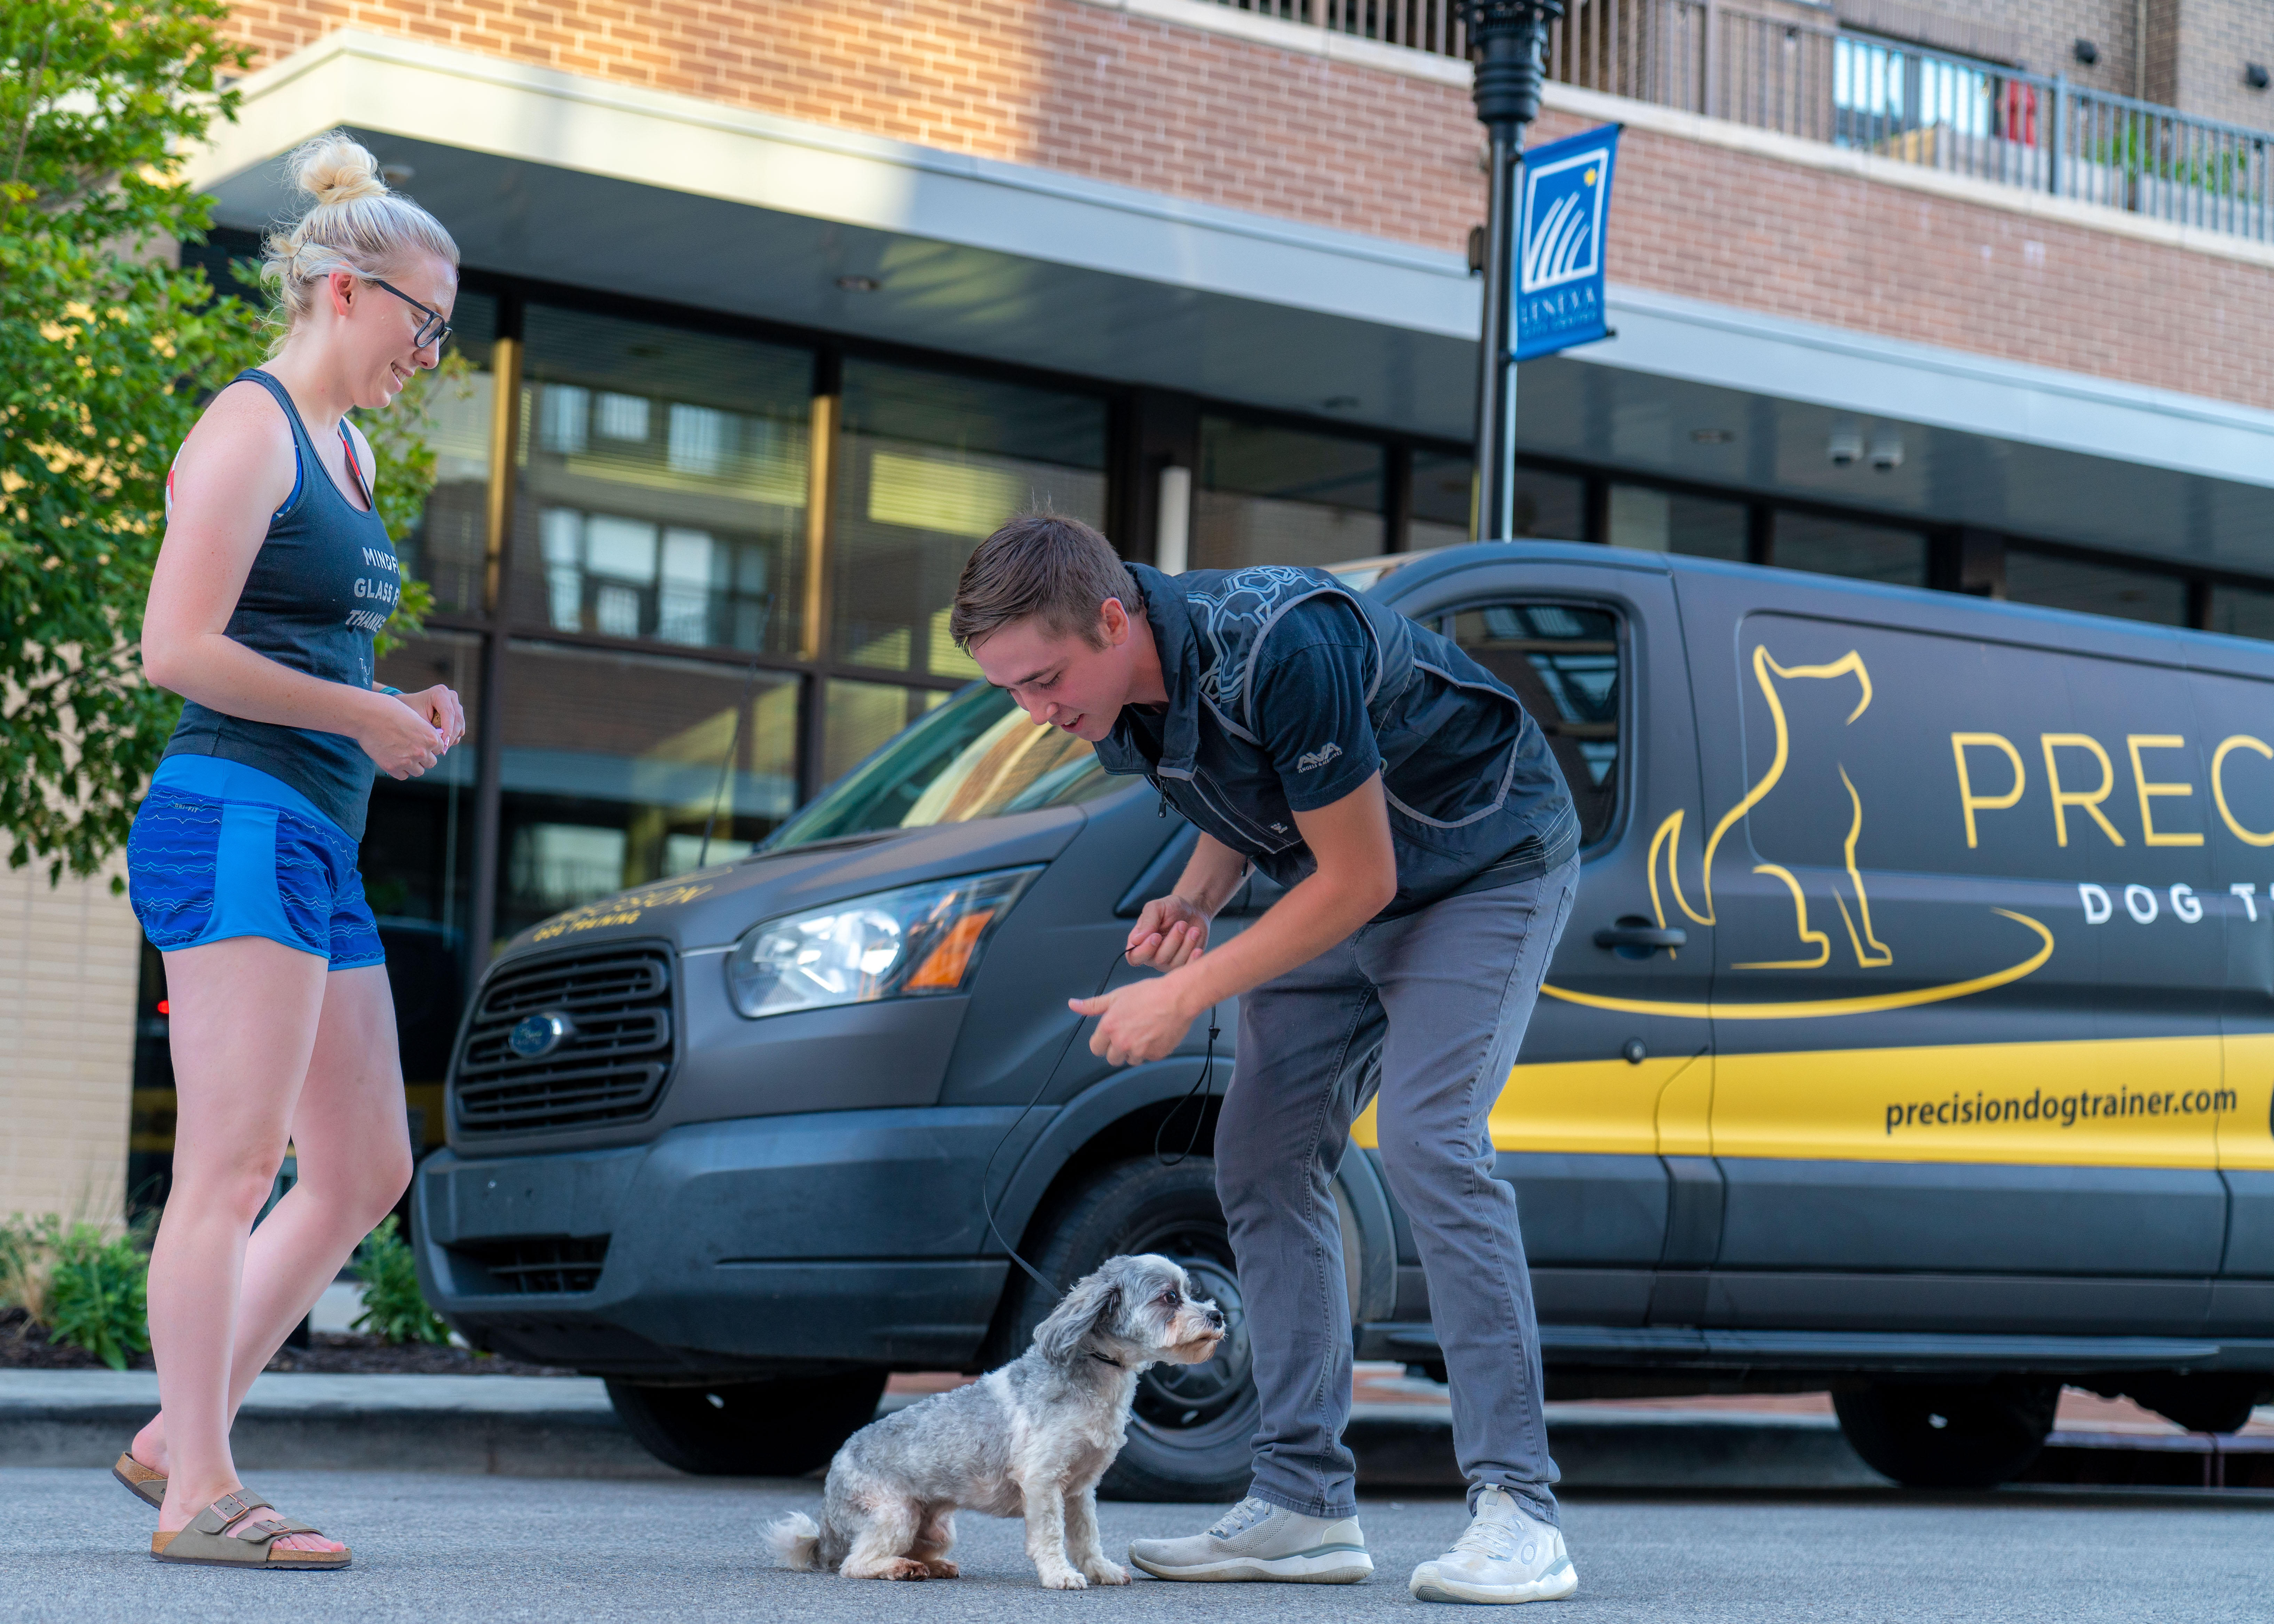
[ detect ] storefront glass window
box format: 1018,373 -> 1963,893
516,305 -> 811,656
1194,418 -> 1384,568
1772,512 -> 1928,586
393,294 -> 498,616
2006,548 -> 2188,627
367,630 -> 488,1151
1608,485 -> 1748,561
1408,453 -> 1583,548
369,629 -> 485,932
495,640 -> 800,941
832,361 -> 1108,680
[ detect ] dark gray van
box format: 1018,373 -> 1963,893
413,542 -> 2274,1493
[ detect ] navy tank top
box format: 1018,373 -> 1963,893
160,369 -> 400,839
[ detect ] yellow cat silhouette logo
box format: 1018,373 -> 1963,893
1543,644 -> 2053,1021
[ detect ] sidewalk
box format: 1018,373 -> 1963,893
9,1362 -> 2268,1490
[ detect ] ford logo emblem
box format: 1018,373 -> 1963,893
508,1012 -> 573,1059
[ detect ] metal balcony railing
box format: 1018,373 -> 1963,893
1213,0 -> 2274,242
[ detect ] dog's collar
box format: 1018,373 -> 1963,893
1089,1351 -> 1125,1370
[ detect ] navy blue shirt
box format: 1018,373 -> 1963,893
159,370 -> 397,838
1103,565 -> 1575,917
1126,596 -> 1382,817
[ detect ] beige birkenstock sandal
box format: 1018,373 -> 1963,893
113,1449 -> 165,1508
150,1491 -> 351,1570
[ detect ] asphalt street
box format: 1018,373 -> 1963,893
10,1467 -> 2270,1623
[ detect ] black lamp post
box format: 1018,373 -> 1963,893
1459,0 -> 1563,542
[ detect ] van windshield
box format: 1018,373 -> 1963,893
767,684 -> 1120,851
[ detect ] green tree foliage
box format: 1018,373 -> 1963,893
2,2 -> 455,886
0,0 -> 264,887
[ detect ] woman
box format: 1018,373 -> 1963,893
119,132 -> 466,1569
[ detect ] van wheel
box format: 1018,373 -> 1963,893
605,1371 -> 887,1476
1008,1157 -> 1256,1503
1833,1378 -> 2060,1488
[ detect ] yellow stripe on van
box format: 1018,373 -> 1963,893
1349,1055 -> 1698,1157
1710,1035 -> 2226,1168
1348,1034 -> 2273,1170
2221,1032 -> 2274,1171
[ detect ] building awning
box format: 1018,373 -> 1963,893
195,30 -> 2274,568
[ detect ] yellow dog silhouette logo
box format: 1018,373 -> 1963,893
1542,644 -> 2053,1021
1650,648 -> 1891,971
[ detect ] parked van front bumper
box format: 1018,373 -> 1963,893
412,1108 -> 1020,1377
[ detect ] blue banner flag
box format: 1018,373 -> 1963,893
1512,124 -> 1622,363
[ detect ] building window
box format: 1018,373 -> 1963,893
395,293 -> 499,616
1608,485 -> 1749,560
1194,417 -> 1385,568
1408,452 -> 1583,548
516,304 -> 812,657
831,361 -> 1108,681
2005,548 -> 2189,627
494,640 -> 800,940
1772,512 -> 1928,587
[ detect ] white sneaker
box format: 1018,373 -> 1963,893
1409,1486 -> 1577,1604
1127,1496 -> 1373,1583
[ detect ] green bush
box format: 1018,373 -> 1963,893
351,1217 -> 450,1345
0,1215 -> 61,1319
43,1223 -> 151,1371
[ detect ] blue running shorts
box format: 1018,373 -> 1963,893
128,755 -> 385,970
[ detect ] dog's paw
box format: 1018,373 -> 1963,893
869,1559 -> 932,1582
1081,1558 -> 1131,1586
920,1559 -> 960,1579
1038,1567 -> 1090,1590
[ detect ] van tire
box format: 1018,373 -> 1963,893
1008,1156 -> 1257,1503
605,1371 -> 887,1476
1833,1378 -> 2060,1488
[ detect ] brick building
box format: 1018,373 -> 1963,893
12,0 -> 2273,1215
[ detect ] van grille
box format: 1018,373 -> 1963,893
451,1236 -> 611,1294
451,945 -> 675,1133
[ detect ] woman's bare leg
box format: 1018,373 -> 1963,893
144,935 -> 336,1550
135,964 -> 412,1553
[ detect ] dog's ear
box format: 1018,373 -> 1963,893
1034,1272 -> 1123,1364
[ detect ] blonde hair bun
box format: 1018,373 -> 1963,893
289,132 -> 392,208
260,128 -> 460,355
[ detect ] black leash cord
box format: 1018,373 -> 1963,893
980,942 -> 1220,1301
1152,1009 -> 1219,1169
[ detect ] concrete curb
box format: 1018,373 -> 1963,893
0,1371 -> 1890,1489
0,1371 -> 670,1481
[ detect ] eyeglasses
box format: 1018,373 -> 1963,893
366,276 -> 454,349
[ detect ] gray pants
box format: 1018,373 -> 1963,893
1215,858 -> 1579,1526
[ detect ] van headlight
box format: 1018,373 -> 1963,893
724,866 -> 1042,1019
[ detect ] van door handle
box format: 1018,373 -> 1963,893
1593,917 -> 1687,956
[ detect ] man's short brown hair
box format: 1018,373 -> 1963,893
951,514 -> 1139,651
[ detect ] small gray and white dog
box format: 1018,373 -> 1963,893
765,1253 -> 1225,1589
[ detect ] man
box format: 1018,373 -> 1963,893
952,515 -> 1582,1606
